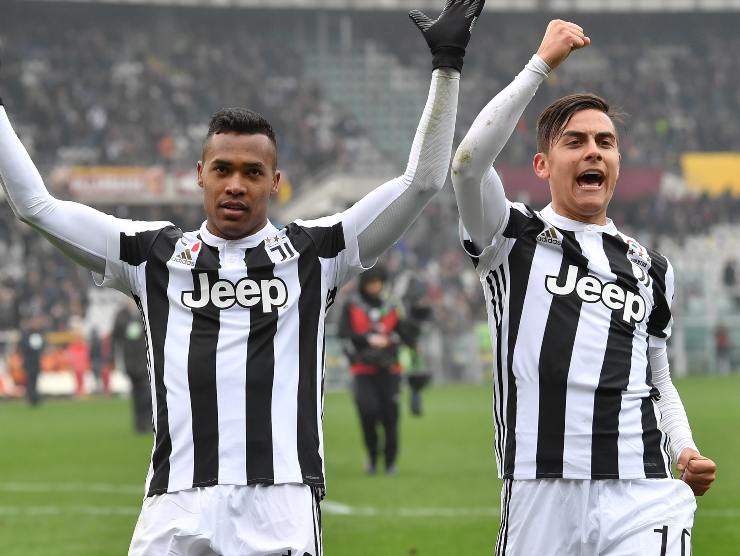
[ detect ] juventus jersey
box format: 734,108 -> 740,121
461,203 -> 674,480
98,216 -> 363,497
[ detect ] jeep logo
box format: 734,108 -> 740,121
182,273 -> 288,312
545,265 -> 646,324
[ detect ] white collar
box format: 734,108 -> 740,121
539,204 -> 617,234
198,220 -> 279,248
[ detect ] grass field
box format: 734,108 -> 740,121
1,375 -> 738,555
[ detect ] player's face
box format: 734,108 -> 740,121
534,109 -> 620,224
197,132 -> 280,240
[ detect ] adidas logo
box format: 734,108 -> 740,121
172,242 -> 201,266
536,227 -> 561,246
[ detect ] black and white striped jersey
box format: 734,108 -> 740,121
461,202 -> 674,480
98,216 -> 362,497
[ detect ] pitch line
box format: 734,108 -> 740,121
1,483 -> 738,519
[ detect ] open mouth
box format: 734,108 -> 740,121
219,201 -> 248,218
576,170 -> 605,190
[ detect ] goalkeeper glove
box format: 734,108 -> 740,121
409,0 -> 485,73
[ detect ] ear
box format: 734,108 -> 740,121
271,170 -> 281,196
197,161 -> 204,189
533,152 -> 550,180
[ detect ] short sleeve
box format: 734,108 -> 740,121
93,217 -> 175,295
294,212 -> 369,290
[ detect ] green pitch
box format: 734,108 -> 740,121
0,376 -> 738,555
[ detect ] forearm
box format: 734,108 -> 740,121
0,106 -> 109,273
451,55 -> 550,247
352,68 -> 459,266
649,341 -> 698,461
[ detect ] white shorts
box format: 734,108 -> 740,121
496,478 -> 696,556
128,483 -> 322,556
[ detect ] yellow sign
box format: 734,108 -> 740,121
681,153 -> 740,197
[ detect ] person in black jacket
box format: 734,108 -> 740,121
111,301 -> 151,433
339,266 -> 412,475
19,315 -> 47,407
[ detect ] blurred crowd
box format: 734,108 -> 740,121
391,12 -> 740,172
1,5 -> 739,390
0,3 -> 361,184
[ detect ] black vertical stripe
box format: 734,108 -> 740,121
244,244 -> 277,482
591,235 -> 639,478
647,250 -> 671,338
119,227 -> 170,266
503,218 -> 545,477
641,343 -> 669,477
142,229 -> 179,496
187,242 -> 221,487
640,400 -> 667,477
301,221 -> 345,258
292,229 -> 325,484
536,230 -> 588,478
463,238 -> 481,267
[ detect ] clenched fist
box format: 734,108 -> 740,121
536,19 -> 591,71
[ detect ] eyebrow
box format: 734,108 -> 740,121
560,130 -> 617,142
210,159 -> 267,169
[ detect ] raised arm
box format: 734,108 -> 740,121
341,0 -> 484,267
0,98 -> 169,281
451,20 -> 589,249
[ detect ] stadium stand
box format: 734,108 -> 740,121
1,2 -> 739,396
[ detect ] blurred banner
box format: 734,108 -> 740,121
681,153 -> 740,197
50,166 -> 165,202
496,166 -> 663,203
49,166 -> 293,205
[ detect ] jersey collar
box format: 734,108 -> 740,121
540,204 -> 618,234
199,220 -> 279,249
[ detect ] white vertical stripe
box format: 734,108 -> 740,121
618,335 -> 651,476
270,257 -> 302,483
215,252 -> 249,485
161,256 -> 195,492
512,243 -> 560,477
561,231 -> 611,477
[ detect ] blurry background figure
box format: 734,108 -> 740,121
67,316 -> 91,398
339,266 -> 412,475
722,258 -> 740,310
396,274 -> 433,416
111,301 -> 151,434
715,322 -> 732,374
18,315 -> 48,407
87,327 -> 109,395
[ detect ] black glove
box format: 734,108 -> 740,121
409,0 -> 485,73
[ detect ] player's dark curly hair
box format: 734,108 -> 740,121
536,93 -> 624,153
202,107 -> 278,167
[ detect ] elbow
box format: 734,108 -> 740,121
451,143 -> 480,184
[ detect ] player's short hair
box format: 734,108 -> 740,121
202,107 -> 278,168
536,93 -> 623,153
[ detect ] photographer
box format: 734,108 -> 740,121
339,266 -> 413,475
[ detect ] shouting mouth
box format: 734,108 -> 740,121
576,169 -> 605,190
